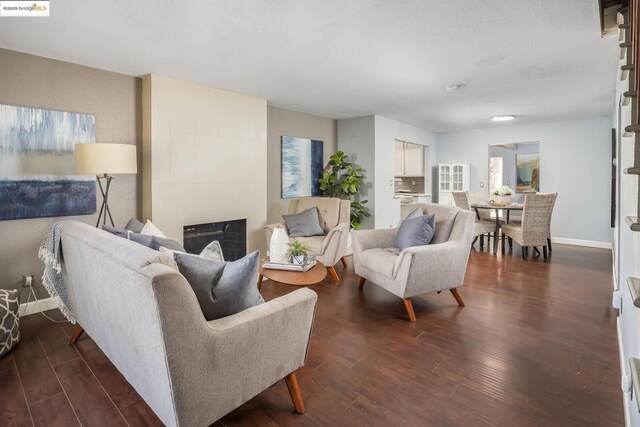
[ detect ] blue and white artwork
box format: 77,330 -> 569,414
0,104 -> 96,220
281,136 -> 324,199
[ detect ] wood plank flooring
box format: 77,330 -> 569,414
0,244 -> 622,426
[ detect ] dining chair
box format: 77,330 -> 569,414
452,191 -> 496,249
500,193 -> 558,260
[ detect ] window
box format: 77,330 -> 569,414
489,156 -> 503,195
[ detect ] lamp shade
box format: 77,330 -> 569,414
75,143 -> 137,175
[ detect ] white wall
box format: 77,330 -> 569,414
143,75 -> 268,254
437,118 -> 612,244
267,107 -> 337,224
374,116 -> 437,228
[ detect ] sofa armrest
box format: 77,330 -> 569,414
352,228 -> 395,254
265,222 -> 286,248
318,222 -> 349,265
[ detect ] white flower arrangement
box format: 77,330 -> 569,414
492,186 -> 513,196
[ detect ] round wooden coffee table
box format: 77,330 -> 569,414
258,259 -> 327,289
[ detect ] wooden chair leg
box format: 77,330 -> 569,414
402,298 -> 417,322
340,256 -> 348,268
68,325 -> 84,345
547,238 -> 553,252
358,276 -> 366,289
479,234 -> 484,248
450,288 -> 465,307
543,245 -> 548,260
328,266 -> 340,282
284,372 -> 305,414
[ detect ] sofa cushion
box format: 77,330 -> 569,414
125,217 -> 145,233
294,198 -> 341,233
282,207 -> 325,238
360,248 -> 399,278
394,213 -> 436,250
291,235 -> 324,256
173,251 -> 264,321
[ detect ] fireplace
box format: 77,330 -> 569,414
183,219 -> 247,261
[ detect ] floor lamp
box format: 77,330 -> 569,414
75,143 -> 138,227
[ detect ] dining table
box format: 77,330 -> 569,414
470,203 -> 524,254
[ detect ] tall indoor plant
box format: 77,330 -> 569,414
318,151 -> 370,229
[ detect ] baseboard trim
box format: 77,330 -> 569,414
19,296 -> 59,317
551,237 -> 612,249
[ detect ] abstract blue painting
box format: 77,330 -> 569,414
0,104 -> 96,220
281,136 -> 324,198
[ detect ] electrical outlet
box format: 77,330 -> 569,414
23,274 -> 34,288
479,182 -> 485,188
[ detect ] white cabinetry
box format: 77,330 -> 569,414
394,141 -> 424,177
438,164 -> 470,205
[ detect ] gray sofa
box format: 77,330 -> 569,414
352,203 -> 474,321
61,222 -> 318,426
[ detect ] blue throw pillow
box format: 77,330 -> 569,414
173,251 -> 264,320
394,213 -> 436,250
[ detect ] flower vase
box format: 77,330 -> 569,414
269,227 -> 289,263
493,195 -> 511,206
291,254 -> 306,265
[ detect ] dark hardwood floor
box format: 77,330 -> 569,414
0,244 -> 622,426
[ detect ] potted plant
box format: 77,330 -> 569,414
286,240 -> 313,265
318,151 -> 370,229
492,186 -> 514,205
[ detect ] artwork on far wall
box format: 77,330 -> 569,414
281,135 -> 324,198
0,104 -> 97,220
516,152 -> 540,193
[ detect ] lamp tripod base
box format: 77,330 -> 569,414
96,175 -> 115,228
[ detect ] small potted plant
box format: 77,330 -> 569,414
492,186 -> 514,205
286,240 -> 313,265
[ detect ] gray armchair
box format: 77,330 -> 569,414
352,203 -> 475,322
266,197 -> 350,282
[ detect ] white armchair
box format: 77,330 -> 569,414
266,197 -> 351,282
352,203 -> 475,322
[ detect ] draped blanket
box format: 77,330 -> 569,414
38,221 -> 77,323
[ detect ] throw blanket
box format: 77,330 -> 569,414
38,221 -> 77,323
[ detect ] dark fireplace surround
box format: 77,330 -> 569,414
183,219 -> 247,261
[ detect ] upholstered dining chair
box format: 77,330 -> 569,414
452,191 -> 498,249
500,193 -> 557,260
266,197 -> 350,282
352,203 -> 475,322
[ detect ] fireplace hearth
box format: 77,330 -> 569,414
183,219 -> 247,261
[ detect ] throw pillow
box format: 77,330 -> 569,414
102,226 -> 186,252
125,217 -> 145,233
282,207 -> 325,238
200,240 -> 225,262
404,207 -> 423,221
394,213 -> 436,250
173,251 -> 264,320
141,220 -> 167,238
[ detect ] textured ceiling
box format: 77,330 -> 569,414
0,0 -> 618,131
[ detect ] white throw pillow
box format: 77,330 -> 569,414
200,241 -> 225,262
141,220 -> 167,238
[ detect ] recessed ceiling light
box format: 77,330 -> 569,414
446,84 -> 465,92
491,115 -> 515,122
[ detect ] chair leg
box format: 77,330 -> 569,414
533,247 -> 540,256
284,372 -> 305,414
479,234 -> 484,248
501,233 -> 505,254
402,298 -> 417,322
543,245 -> 548,260
471,236 -> 478,248
450,288 -> 465,307
257,273 -> 264,291
547,238 -> 553,252
68,324 -> 84,345
492,232 -> 499,254
358,276 -> 366,289
521,246 -> 527,260
328,266 -> 340,282
340,256 -> 348,268
508,237 -> 513,250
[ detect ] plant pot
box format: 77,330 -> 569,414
493,195 -> 512,206
291,254 -> 306,265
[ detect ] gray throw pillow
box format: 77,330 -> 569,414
125,217 -> 145,233
173,251 -> 264,320
405,207 -> 423,221
282,207 -> 325,238
102,225 -> 186,252
394,213 -> 436,250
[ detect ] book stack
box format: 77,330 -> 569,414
262,259 -> 317,272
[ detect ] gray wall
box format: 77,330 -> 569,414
267,106 -> 337,224
0,48 -> 141,299
437,117 -> 612,243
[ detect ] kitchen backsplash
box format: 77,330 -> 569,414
394,176 -> 425,193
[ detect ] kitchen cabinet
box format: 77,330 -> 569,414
394,141 -> 424,177
438,164 -> 470,205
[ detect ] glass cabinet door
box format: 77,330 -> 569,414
440,165 -> 450,191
